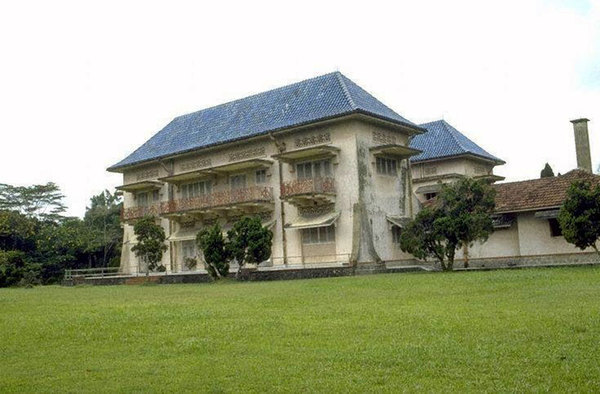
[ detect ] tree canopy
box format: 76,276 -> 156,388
540,163 -> 555,178
400,178 -> 496,270
0,182 -> 66,222
197,223 -> 230,279
558,180 -> 600,255
227,216 -> 273,278
131,216 -> 167,276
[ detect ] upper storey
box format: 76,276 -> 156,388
108,72 -> 424,172
410,120 -> 504,165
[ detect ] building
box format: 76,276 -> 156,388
108,73 -> 595,275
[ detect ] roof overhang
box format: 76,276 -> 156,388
534,209 -> 560,219
412,153 -> 505,166
272,145 -> 340,163
115,180 -> 163,192
495,205 -> 561,215
285,211 -> 340,230
159,158 -> 273,183
370,144 -> 421,158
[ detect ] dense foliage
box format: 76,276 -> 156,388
0,185 -> 123,287
540,163 -> 555,178
197,223 -> 230,279
400,178 -> 495,271
131,216 -> 168,276
227,216 -> 273,278
558,180 -> 600,254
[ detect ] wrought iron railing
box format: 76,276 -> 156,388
64,267 -> 121,279
280,177 -> 335,198
161,186 -> 274,215
121,204 -> 161,221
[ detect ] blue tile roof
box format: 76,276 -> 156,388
410,120 -> 504,164
109,72 -> 422,171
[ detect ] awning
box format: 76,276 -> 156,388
285,211 -> 340,230
116,180 -> 163,192
386,215 -> 411,228
171,219 -> 277,241
415,184 -> 442,194
492,213 -> 515,229
370,144 -> 421,158
159,159 -> 273,183
534,209 -> 560,219
272,145 -> 340,163
168,229 -> 199,242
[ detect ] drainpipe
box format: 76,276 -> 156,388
268,133 -> 288,265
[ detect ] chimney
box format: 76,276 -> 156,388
570,118 -> 592,172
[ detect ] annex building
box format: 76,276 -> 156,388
108,72 -> 598,275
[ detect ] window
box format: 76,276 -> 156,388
181,240 -> 197,271
230,174 -> 247,190
182,240 -> 196,258
424,192 -> 437,201
181,181 -> 211,199
255,169 -> 267,184
392,226 -> 402,245
296,159 -> 332,180
137,192 -> 149,207
376,157 -> 397,176
302,225 -> 336,244
549,218 -> 562,237
152,190 -> 160,202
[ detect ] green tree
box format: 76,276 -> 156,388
558,180 -> 600,255
0,210 -> 38,252
437,178 -> 496,268
84,190 -> 123,267
0,182 -> 66,222
131,216 -> 168,277
540,163 -> 555,178
36,218 -> 98,283
227,216 -> 273,278
197,224 -> 230,279
399,207 -> 448,268
401,178 -> 495,271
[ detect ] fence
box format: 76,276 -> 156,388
64,267 -> 121,279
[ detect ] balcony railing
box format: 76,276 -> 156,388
280,177 -> 335,199
121,204 -> 161,221
161,186 -> 274,215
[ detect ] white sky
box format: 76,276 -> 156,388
0,0 -> 598,217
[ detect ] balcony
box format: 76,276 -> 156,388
121,204 -> 161,222
161,186 -> 274,216
280,177 -> 335,207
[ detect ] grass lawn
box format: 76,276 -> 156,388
1,267 -> 600,392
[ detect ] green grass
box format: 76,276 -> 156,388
1,267 -> 600,393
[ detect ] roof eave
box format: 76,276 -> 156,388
411,152 -> 505,166
107,110 -> 423,172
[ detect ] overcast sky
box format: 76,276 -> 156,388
1,0 -> 598,217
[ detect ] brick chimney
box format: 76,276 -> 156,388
570,118 -> 592,172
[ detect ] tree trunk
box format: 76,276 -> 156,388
447,249 -> 455,271
593,244 -> 600,259
463,244 -> 469,269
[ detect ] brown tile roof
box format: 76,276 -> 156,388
493,169 -> 600,213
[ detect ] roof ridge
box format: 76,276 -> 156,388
173,72 -> 341,120
335,72 -> 357,110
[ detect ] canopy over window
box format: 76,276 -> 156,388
285,211 -> 340,230
386,215 -> 411,228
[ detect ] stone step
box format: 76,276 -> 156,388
125,276 -> 159,285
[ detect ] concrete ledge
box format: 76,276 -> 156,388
62,253 -> 600,286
